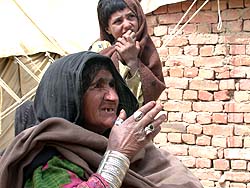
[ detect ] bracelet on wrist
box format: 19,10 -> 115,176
97,150 -> 130,188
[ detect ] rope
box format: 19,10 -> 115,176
217,0 -> 222,31
164,0 -> 210,46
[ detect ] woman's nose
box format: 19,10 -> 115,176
104,88 -> 119,101
123,19 -> 132,30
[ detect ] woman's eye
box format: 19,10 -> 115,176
109,80 -> 116,88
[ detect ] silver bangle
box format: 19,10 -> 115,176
97,150 -> 130,188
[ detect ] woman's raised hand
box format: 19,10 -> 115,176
107,101 -> 167,160
115,30 -> 140,75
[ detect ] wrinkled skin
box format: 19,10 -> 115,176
106,7 -> 140,75
82,69 -> 166,160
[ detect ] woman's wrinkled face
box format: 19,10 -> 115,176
81,69 -> 119,133
106,7 -> 139,39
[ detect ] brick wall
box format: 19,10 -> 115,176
147,0 -> 250,187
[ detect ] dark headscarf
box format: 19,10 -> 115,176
97,0 -> 166,103
34,51 -> 138,126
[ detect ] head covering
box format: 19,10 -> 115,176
34,51 -> 138,126
98,0 -> 166,103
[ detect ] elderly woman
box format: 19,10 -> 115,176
90,0 -> 166,106
0,51 -> 203,188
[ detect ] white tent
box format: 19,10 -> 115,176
0,0 -> 186,149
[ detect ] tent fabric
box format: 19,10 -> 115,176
0,53 -> 60,149
0,0 -> 186,149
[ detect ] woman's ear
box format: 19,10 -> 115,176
105,27 -> 111,35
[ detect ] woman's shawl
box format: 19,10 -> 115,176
99,0 -> 166,103
0,117 -> 203,188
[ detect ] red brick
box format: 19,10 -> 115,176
230,45 -> 246,55
157,47 -> 169,59
190,12 -> 217,24
168,112 -> 182,122
197,1 -> 211,10
219,34 -> 250,45
243,8 -> 250,19
194,56 -> 224,67
196,158 -> 212,168
165,56 -> 193,67
197,113 -> 212,124
153,5 -> 168,14
247,45 -> 250,55
223,171 -> 250,183
184,67 -> 198,78
235,125 -> 250,136
154,132 -> 167,145
193,169 -> 222,181
161,144 -> 188,156
169,67 -> 184,77
182,24 -> 197,35
168,3 -> 182,13
212,113 -> 228,124
168,133 -> 182,143
161,122 -> 187,133
228,113 -> 244,123
158,13 -> 187,25
158,89 -> 168,101
227,136 -> 243,147
244,113 -> 250,123
190,80 -> 219,91
182,134 -> 196,144
184,45 -> 199,55
219,79 -> 235,90
187,124 -> 202,135
164,77 -> 189,89
193,102 -> 223,112
230,56 -> 250,66
230,183 -> 247,188
243,137 -> 250,147
168,88 -> 183,100
215,67 -> 230,79
240,79 -> 250,90
146,15 -> 157,26
225,20 -> 243,32
198,69 -> 215,79
230,67 -> 247,78
182,1 -> 197,12
214,44 -> 228,55
212,136 -> 227,147
246,0 -> 250,7
189,34 -> 218,45
183,90 -> 198,100
214,90 -> 230,101
168,47 -> 183,55
225,103 -> 250,113
231,160 -> 247,170
222,9 -> 241,21
164,101 -> 192,112
203,124 -> 234,136
213,159 -> 230,170
211,0 -> 227,11
151,36 -> 162,48
200,45 -> 214,56
178,156 -> 196,167
228,0 -> 244,8
234,91 -> 249,102
196,135 -> 211,146
163,35 -> 188,47
189,146 -> 217,159
197,23 -> 212,34
224,148 -> 250,160
154,25 -> 168,36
